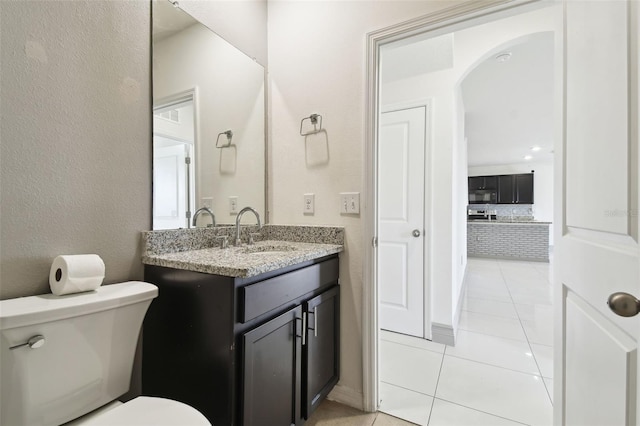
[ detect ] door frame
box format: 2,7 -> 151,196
362,0 -> 548,413
153,87 -> 199,229
379,99 -> 433,340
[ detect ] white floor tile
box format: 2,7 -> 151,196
457,311 -> 527,342
465,287 -> 513,303
378,382 -> 433,426
436,356 -> 552,426
521,319 -> 553,346
508,285 -> 553,306
428,398 -> 524,426
514,303 -> 553,322
379,339 -> 443,396
446,330 -> 540,375
462,297 -> 519,319
543,377 -> 553,402
380,330 -> 445,354
531,343 -> 553,378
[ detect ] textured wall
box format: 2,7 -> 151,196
0,1 -> 151,299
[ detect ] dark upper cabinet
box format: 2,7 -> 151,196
500,173 -> 534,204
497,175 -> 515,204
468,175 -> 497,190
515,173 -> 534,204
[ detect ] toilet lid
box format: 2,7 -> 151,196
84,397 -> 210,425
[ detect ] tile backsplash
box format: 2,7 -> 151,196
469,204 -> 534,221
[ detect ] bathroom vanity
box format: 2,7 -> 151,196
140,226 -> 343,426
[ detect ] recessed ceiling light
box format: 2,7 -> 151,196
495,52 -> 512,62
524,155 -> 533,160
531,146 -> 541,152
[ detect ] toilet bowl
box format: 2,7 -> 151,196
0,281 -> 210,426
68,397 -> 209,425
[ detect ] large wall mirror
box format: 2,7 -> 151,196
152,0 -> 265,230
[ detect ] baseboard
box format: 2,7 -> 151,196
327,384 -> 364,411
431,322 -> 455,346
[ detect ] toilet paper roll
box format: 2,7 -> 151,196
49,254 -> 106,296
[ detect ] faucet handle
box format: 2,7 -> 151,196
249,233 -> 261,245
215,235 -> 229,249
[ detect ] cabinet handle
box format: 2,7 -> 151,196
307,307 -> 318,337
295,316 -> 306,346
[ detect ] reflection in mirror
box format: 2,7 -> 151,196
152,0 -> 265,230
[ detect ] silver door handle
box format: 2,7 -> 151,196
10,335 -> 45,350
607,292 -> 640,317
412,229 -> 421,237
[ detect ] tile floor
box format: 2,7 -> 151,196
378,257 -> 554,425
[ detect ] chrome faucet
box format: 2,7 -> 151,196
192,207 -> 216,228
235,206 -> 261,246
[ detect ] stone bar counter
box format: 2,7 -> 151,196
467,220 -> 551,262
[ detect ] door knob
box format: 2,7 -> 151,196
412,229 -> 421,237
607,292 -> 640,317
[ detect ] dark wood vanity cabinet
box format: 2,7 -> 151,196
142,255 -> 340,426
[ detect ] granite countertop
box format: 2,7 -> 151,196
141,225 -> 345,278
467,220 -> 552,225
143,240 -> 343,278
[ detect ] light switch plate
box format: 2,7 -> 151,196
340,192 -> 360,215
303,193 -> 315,215
229,196 -> 238,214
201,197 -> 213,209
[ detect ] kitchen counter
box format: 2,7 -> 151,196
142,240 -> 342,277
141,224 -> 344,278
467,220 -> 552,225
468,220 -> 550,262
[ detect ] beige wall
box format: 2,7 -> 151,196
268,0 -> 460,406
0,1 -> 151,300
178,0 -> 268,67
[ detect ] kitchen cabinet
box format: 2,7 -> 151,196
497,175 -> 514,204
468,175 -> 498,190
142,255 -> 340,426
515,173 -> 534,204
480,173 -> 534,204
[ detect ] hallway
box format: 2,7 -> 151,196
379,258 -> 554,425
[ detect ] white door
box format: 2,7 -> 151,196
153,139 -> 189,230
378,107 -> 426,338
558,1 -> 639,424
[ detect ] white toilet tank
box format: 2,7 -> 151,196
0,281 -> 158,426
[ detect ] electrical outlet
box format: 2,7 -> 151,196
201,197 -> 213,209
340,192 -> 360,215
303,193 -> 315,215
229,196 -> 238,214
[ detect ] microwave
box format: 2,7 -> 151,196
469,189 -> 497,204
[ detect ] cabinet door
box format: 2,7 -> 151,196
304,286 -> 340,419
468,176 -> 484,190
243,306 -> 302,426
515,173 -> 534,204
497,175 -> 515,204
483,175 -> 498,190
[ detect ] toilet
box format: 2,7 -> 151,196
0,281 -> 210,426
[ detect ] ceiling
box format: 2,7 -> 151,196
462,33 -> 555,166
152,0 -> 197,43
